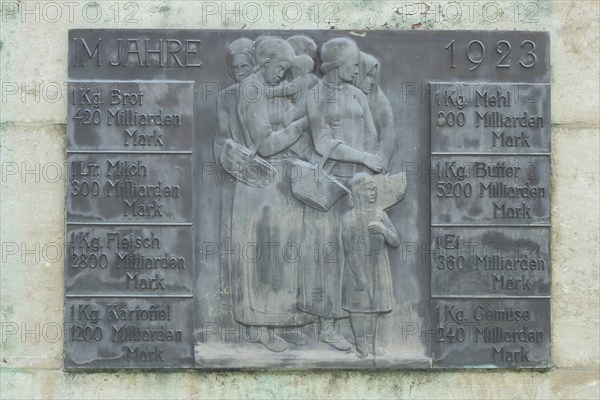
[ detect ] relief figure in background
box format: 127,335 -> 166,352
213,38 -> 255,311
342,173 -> 400,359
352,52 -> 397,173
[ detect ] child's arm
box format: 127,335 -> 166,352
367,211 -> 400,247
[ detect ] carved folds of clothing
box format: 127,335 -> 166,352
341,209 -> 395,313
230,74 -> 313,327
297,80 -> 381,319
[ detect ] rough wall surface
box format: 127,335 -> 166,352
0,0 -> 598,398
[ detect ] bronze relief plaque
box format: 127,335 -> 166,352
65,30 -> 551,369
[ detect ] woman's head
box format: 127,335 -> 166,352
291,54 -> 315,78
353,52 -> 379,95
255,36 -> 295,86
226,38 -> 255,83
320,38 -> 360,82
287,35 -> 317,59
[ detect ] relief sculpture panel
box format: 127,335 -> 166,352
66,30 -> 550,369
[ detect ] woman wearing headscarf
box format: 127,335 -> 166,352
230,36 -> 313,352
214,38 -> 255,313
287,35 -> 318,64
352,52 -> 396,172
215,38 -> 255,159
299,37 -> 383,351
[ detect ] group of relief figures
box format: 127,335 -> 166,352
213,35 -> 405,359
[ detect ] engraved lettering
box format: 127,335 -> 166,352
125,345 -> 165,362
115,252 -> 186,269
473,305 -> 530,321
475,89 -> 512,107
491,273 -> 532,291
106,304 -> 171,321
123,128 -> 165,147
492,130 -> 531,147
493,202 -> 532,219
474,162 -> 520,178
474,325 -> 543,343
105,181 -> 180,198
112,325 -> 183,342
475,111 -> 544,128
123,199 -> 164,217
106,109 -> 181,126
475,255 -> 546,271
77,38 -> 101,66
106,160 -> 147,178
110,89 -> 144,105
491,346 -> 530,363
109,38 -> 202,67
125,272 -> 166,290
106,232 -> 160,249
479,182 -> 545,199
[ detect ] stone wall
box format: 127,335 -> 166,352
0,1 -> 598,398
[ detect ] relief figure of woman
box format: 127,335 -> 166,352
299,38 -> 383,350
230,36 -> 313,352
214,38 -> 255,310
352,51 -> 397,172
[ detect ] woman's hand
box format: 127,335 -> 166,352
363,153 -> 383,172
